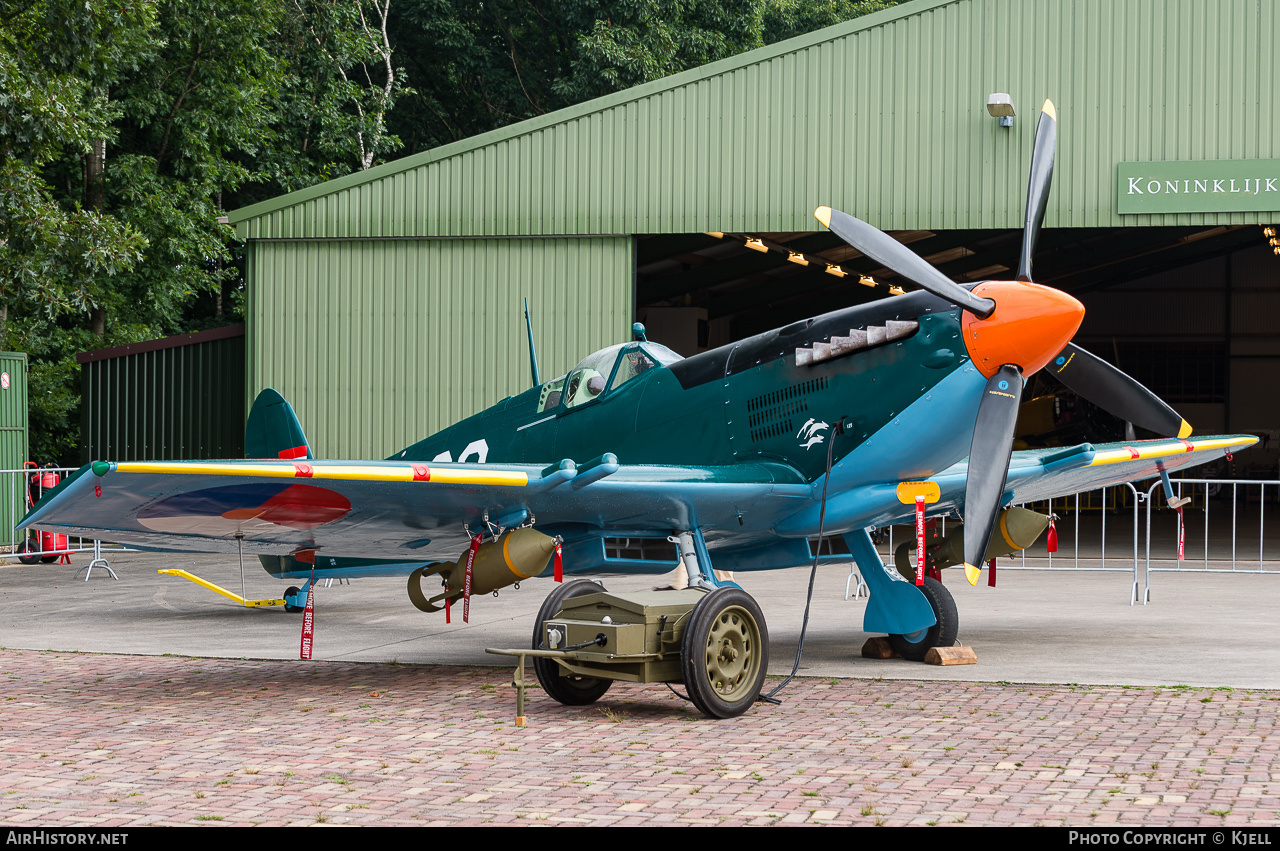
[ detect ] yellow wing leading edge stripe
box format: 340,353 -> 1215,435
114,461 -> 529,488
1087,436 -> 1254,467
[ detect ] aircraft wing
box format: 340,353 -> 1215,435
18,435 -> 1256,566
884,434 -> 1257,525
17,458 -> 810,563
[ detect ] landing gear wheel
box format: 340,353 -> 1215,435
16,539 -> 39,566
284,586 -> 303,613
680,587 -> 769,719
532,579 -> 612,706
888,576 -> 958,661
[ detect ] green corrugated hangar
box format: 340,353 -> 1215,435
229,0 -> 1280,470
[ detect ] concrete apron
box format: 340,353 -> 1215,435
1,548 -> 1276,690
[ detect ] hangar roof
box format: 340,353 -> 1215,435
231,0 -> 1280,241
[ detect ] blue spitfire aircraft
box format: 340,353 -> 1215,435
21,101 -> 1255,718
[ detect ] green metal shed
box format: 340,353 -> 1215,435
78,326 -> 246,463
230,0 -> 1280,460
0,351 -> 28,550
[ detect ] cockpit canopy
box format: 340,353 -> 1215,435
537,341 -> 682,412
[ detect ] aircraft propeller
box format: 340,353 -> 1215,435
815,99 -> 1192,585
814,205 -> 996,318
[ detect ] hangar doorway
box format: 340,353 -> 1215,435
635,225 -> 1279,474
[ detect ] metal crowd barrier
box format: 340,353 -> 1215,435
1009,482 -> 1146,604
869,477 -> 1280,606
4,466 -> 120,578
875,483 -> 1145,603
1143,478 -> 1280,602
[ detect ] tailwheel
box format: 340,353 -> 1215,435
888,576 -> 958,661
680,587 -> 769,719
532,579 -> 613,706
283,586 -> 304,613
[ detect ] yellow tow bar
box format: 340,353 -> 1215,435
158,569 -> 286,608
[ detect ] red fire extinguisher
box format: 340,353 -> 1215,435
16,462 -> 70,565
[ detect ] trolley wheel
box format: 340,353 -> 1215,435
16,539 -> 40,566
888,576 -> 958,661
680,587 -> 769,719
284,586 -> 304,613
532,579 -> 612,706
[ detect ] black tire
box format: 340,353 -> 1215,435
680,587 -> 769,719
888,576 -> 958,661
283,586 -> 304,613
16,539 -> 40,566
532,579 -> 612,706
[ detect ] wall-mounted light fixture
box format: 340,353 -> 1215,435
986,93 -> 1016,128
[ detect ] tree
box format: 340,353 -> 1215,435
0,1 -> 155,337
1,1 -> 157,462
286,0 -> 406,171
3,0 -> 408,464
387,0 -> 897,154
8,0 -> 889,463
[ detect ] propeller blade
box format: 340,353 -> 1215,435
815,206 -> 995,317
1047,342 -> 1192,438
1016,100 -> 1057,282
963,365 -> 1024,583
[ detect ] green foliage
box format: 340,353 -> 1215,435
2,0 -> 406,464
389,0 -> 897,154
558,0 -> 767,103
761,0 -> 898,45
0,1 -> 154,325
252,0 -> 409,196
5,0 -> 888,463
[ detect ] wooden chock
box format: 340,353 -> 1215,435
861,636 -> 897,659
924,645 -> 977,666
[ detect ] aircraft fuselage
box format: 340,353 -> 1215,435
398,290 -> 974,490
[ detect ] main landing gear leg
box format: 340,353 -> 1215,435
843,528 -> 956,661
669,527 -> 742,591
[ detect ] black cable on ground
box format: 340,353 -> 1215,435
759,417 -> 843,704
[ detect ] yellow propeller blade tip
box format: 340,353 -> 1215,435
814,206 -> 832,228
1178,420 -> 1193,439
963,563 -> 981,586
1042,99 -> 1057,120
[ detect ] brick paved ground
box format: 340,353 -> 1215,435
1,649 -> 1277,827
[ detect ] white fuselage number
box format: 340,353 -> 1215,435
433,439 -> 489,464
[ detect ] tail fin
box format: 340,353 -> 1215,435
245,389 -> 313,460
